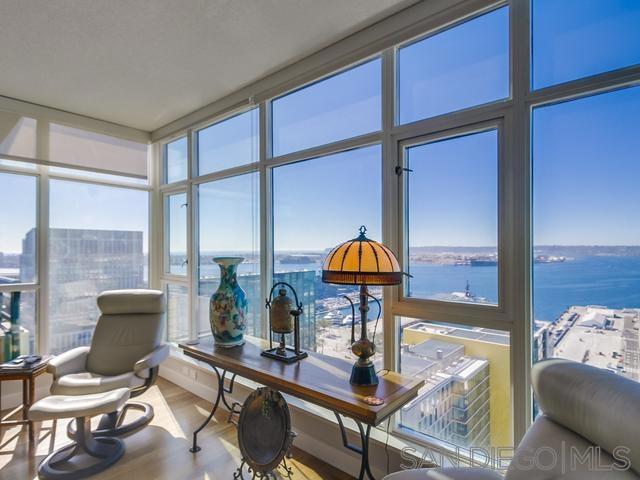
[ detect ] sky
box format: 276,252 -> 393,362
2,1 -> 640,254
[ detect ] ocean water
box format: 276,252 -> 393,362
409,256 -> 640,322
200,256 -> 640,324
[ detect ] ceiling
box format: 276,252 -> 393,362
0,0 -> 417,132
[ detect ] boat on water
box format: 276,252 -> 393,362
341,314 -> 353,326
432,281 -> 490,304
323,310 -> 344,323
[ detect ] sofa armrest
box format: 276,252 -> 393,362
47,346 -> 90,379
133,344 -> 170,377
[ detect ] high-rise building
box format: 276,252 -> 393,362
401,339 -> 491,449
21,227 -> 146,353
402,323 -> 511,449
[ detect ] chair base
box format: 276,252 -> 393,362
67,401 -> 154,439
39,417 -> 125,480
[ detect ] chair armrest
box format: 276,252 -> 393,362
133,344 -> 170,377
47,346 -> 90,379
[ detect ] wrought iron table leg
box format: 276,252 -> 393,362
334,412 -> 375,480
190,367 -> 236,453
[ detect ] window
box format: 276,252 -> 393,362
48,166 -> 148,185
164,137 -> 188,184
166,193 -> 187,275
404,130 -> 498,305
533,87 -> 640,378
272,145 -> 382,361
48,180 -> 149,354
166,283 -> 189,343
532,0 -> 640,89
398,7 -> 509,125
0,112 -> 36,158
271,59 -> 381,156
197,173 -> 261,337
197,109 -> 259,175
152,0 -> 640,457
49,124 -> 148,179
399,318 -> 512,450
0,290 -> 37,358
0,172 -> 37,356
0,172 -> 37,283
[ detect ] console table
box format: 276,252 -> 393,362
180,337 -> 423,480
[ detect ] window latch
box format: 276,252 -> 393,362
395,166 -> 413,176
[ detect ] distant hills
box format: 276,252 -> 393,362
409,245 -> 640,256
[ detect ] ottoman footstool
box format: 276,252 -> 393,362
29,387 -> 130,480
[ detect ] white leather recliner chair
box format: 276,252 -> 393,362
385,358 -> 640,480
47,289 -> 170,437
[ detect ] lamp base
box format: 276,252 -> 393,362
349,362 -> 379,386
261,346 -> 308,363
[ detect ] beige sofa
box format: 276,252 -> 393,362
385,358 -> 640,479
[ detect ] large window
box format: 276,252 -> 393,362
271,59 -> 381,156
0,113 -> 36,158
532,0 -> 640,89
48,180 -> 149,354
0,172 -> 37,283
272,146 -> 382,362
0,171 -> 38,356
533,87 -> 640,379
155,0 -> 640,459
404,129 -> 499,305
198,173 -> 261,337
0,115 -> 151,360
49,123 -> 148,179
398,7 -> 509,124
197,108 -> 259,175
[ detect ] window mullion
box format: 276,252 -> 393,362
381,47 -> 398,374
510,0 -> 533,444
36,119 -> 50,355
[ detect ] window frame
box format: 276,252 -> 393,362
269,56 -> 384,159
195,107 -> 260,176
150,0 -> 640,460
162,188 -> 189,279
395,3 -> 512,126
0,116 -> 153,356
396,120 -> 507,317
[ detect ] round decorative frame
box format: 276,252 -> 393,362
237,387 -> 294,475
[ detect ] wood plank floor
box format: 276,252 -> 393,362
0,378 -> 354,479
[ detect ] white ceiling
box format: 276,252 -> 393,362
0,0 -> 417,132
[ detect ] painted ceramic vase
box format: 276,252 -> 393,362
210,257 -> 247,347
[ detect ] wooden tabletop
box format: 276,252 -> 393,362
0,356 -> 51,378
179,337 -> 423,426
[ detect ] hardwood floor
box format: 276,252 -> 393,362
0,378 -> 354,479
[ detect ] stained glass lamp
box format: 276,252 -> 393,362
322,226 -> 403,386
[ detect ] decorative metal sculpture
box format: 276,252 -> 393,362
235,387 -> 296,479
262,282 -> 307,363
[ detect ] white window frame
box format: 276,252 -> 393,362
150,0 -> 640,460
0,115 -> 153,356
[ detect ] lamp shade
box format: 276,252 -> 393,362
322,226 -> 402,286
